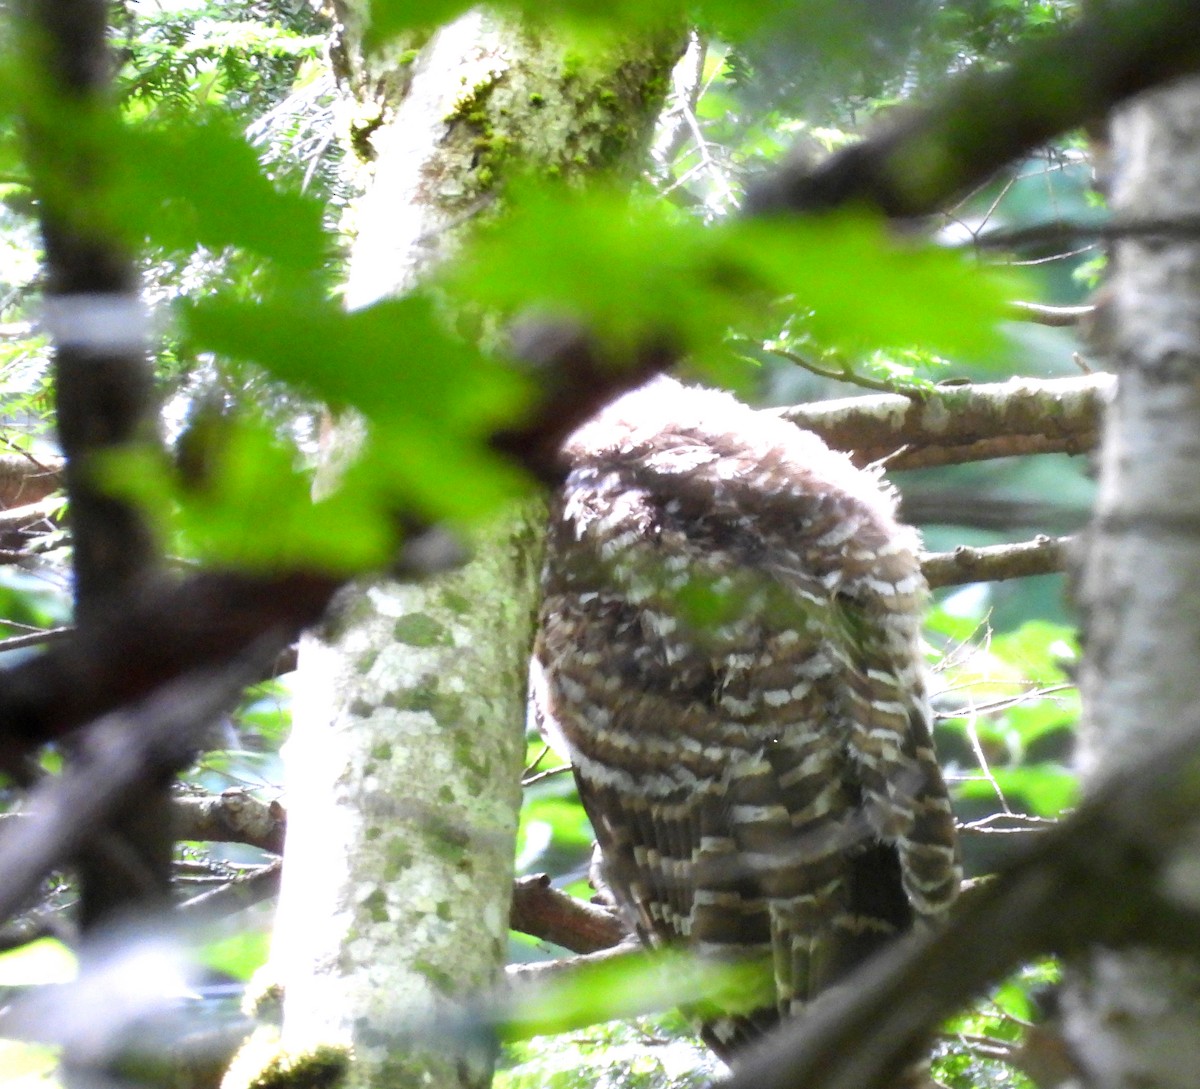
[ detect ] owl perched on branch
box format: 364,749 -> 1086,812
531,377 -> 960,1056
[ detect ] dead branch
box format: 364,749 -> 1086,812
744,0 -> 1200,219
0,495 -> 63,532
0,627 -> 71,654
177,859 -> 282,920
510,873 -> 627,954
172,790 -> 286,856
505,941 -> 638,987
901,492 -> 1083,532
922,535 -> 1074,589
1010,301 -> 1094,327
0,454 -> 64,508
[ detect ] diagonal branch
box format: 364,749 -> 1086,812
0,656 -> 265,924
720,708 -> 1200,1089
744,0 -> 1200,220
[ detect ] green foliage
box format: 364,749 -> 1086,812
115,120 -> 329,277
933,961 -> 1060,1089
0,1 -> 1099,1084
199,928 -> 272,983
183,294 -> 533,524
442,184 -> 1017,375
931,614 -> 1080,825
498,1018 -> 719,1089
99,417 -> 395,573
502,947 -> 775,1040
117,3 -> 327,121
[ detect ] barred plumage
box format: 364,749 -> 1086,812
531,377 -> 960,1056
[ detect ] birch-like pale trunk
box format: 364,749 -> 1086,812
266,11 -> 682,1088
1066,76 -> 1200,1089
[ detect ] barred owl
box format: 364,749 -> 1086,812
530,377 -> 960,1056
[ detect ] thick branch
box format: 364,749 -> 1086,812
922,535 -> 1073,589
0,455 -> 63,508
172,790 -> 286,856
0,570 -> 336,768
509,873 -> 627,954
0,657 -> 263,924
744,0 -> 1200,219
782,373 -> 1110,470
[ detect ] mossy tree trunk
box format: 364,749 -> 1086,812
267,11 -> 682,1089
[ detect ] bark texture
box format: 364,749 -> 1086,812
275,514 -> 542,1088
1067,76 -> 1200,1089
269,11 -> 682,1089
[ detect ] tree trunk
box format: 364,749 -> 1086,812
1066,75 -> 1200,1089
267,12 -> 682,1088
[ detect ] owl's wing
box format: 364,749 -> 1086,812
535,575 -> 925,1050
533,379 -> 961,1062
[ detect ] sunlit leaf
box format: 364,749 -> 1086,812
442,184 -> 1017,372
98,424 -> 397,574
0,938 -> 76,985
198,929 -> 270,982
501,947 -> 775,1040
957,764 -> 1077,817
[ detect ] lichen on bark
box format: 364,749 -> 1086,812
266,10 -> 685,1089
1067,75 -> 1200,1089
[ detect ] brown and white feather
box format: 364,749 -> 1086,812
532,377 -> 960,1056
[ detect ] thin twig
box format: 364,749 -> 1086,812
521,764 -> 572,787
0,626 -> 71,654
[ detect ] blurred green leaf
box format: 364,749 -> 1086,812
183,294 -> 533,525
0,938 -> 76,985
99,421 -> 396,574
517,796 -> 595,861
957,764 -> 1077,817
0,1040 -> 59,1086
1004,693 -> 1079,748
989,621 -> 1079,686
114,118 -> 328,276
3,51 -> 328,280
183,294 -> 529,438
502,947 -> 775,1040
198,928 -> 270,982
443,185 -> 1017,370
363,0 -> 468,46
